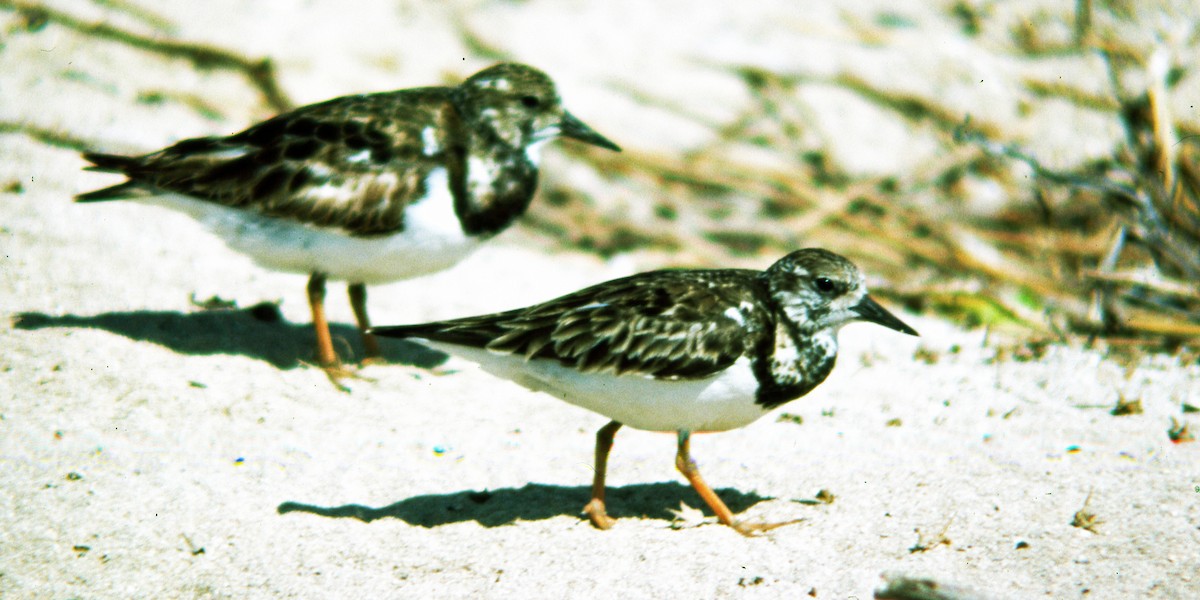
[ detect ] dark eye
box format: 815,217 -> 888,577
520,95 -> 540,108
815,277 -> 835,293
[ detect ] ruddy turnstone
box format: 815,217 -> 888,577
76,62 -> 620,386
370,248 -> 918,535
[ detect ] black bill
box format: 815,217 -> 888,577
852,295 -> 919,336
559,111 -> 621,152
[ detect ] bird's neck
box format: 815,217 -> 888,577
752,319 -> 839,409
441,93 -> 540,237
447,142 -> 538,237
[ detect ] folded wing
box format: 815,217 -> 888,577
78,89 -> 457,237
373,269 -> 763,380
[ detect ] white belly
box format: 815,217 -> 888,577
140,169 -> 481,284
425,342 -> 769,433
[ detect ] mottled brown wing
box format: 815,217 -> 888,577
99,87 -> 461,236
374,269 -> 765,380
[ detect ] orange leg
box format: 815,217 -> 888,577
348,283 -> 382,362
674,430 -> 799,536
583,420 -> 623,529
307,273 -> 337,368
308,273 -> 352,390
674,430 -> 737,527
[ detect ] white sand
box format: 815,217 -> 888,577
2,1 -> 1198,598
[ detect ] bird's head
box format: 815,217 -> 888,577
457,63 -> 620,153
763,248 -> 918,337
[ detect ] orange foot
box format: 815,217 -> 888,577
358,355 -> 388,367
583,499 -> 617,530
730,518 -> 803,537
316,361 -> 375,393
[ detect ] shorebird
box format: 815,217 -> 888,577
77,62 -> 620,388
371,248 -> 918,534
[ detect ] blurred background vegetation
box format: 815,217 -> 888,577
3,0 -> 1198,359
533,1 -> 1200,360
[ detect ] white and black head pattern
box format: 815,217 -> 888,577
752,249 -> 917,408
763,248 -> 868,336
456,64 -> 620,153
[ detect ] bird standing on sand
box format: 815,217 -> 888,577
77,63 -> 620,387
371,248 -> 918,535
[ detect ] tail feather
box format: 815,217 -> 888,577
77,152 -> 149,202
81,152 -> 140,174
369,324 -> 496,349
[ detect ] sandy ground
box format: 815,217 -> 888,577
2,1 -> 1199,598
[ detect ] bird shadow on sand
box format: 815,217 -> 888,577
13,304 -> 447,370
277,482 -> 771,528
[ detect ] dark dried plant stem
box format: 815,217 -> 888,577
0,0 -> 293,113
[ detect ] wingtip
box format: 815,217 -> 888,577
74,182 -> 137,203
366,325 -> 409,339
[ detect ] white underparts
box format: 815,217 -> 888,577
140,167 -> 481,284
421,342 -> 768,433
